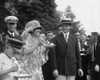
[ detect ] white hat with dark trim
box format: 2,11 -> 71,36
5,16 -> 18,23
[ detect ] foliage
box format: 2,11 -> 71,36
0,0 -> 61,32
64,5 -> 85,34
7,0 -> 60,31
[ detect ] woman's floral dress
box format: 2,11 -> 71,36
23,35 -> 48,80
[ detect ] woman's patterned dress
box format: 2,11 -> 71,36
23,35 -> 48,80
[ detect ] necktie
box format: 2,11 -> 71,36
65,34 -> 67,42
11,33 -> 14,37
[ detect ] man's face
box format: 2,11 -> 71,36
62,24 -> 71,33
75,33 -> 80,39
47,32 -> 54,41
7,22 -> 17,32
58,27 -> 62,34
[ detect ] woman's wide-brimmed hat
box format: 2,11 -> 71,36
25,20 -> 42,30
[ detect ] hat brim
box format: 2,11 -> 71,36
6,37 -> 25,49
7,21 -> 18,23
13,48 -> 22,53
59,20 -> 74,26
34,26 -> 42,29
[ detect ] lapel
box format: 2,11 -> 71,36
67,34 -> 73,47
59,33 -> 73,46
6,31 -> 15,38
59,33 -> 67,46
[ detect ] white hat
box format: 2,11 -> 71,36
5,16 -> 18,23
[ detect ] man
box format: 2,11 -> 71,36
75,33 -> 89,80
58,26 -> 62,34
74,32 -> 81,51
0,16 -> 19,53
51,18 -> 83,80
0,37 -> 25,80
93,34 -> 100,80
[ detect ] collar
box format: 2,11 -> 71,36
8,31 -> 14,36
0,53 -> 10,59
62,32 -> 70,40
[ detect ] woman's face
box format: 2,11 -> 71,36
34,28 -> 41,36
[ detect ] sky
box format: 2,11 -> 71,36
55,0 -> 100,35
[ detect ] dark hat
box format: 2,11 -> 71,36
6,37 -> 25,49
60,18 -> 73,26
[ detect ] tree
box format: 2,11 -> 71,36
4,0 -> 60,31
0,0 -> 61,32
0,0 -> 11,33
64,5 -> 85,34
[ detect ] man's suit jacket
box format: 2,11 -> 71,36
51,33 -> 81,75
95,42 -> 100,67
87,43 -> 96,62
0,31 -> 20,53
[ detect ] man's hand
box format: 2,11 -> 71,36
78,69 -> 83,77
53,69 -> 59,77
95,65 -> 99,72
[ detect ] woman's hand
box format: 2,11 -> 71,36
10,64 -> 18,72
25,27 -> 34,32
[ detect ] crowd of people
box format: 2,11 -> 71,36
0,15 -> 100,80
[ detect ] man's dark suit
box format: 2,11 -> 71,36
42,47 -> 55,80
51,33 -> 82,75
95,36 -> 100,69
94,37 -> 100,80
0,31 -> 20,53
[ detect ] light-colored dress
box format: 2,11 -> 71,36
0,53 -> 16,80
23,35 -> 48,80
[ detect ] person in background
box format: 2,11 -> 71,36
58,26 -> 62,34
0,16 -> 19,53
88,32 -> 100,80
42,31 -> 56,80
46,31 -> 55,42
51,18 -> 83,80
87,32 -> 99,80
74,32 -> 81,51
79,35 -> 89,80
0,37 -> 25,80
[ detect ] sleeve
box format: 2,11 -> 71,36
21,31 -> 30,40
50,37 -> 58,70
0,57 -> 3,71
95,43 -> 100,66
75,37 -> 82,69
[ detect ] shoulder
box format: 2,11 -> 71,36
0,33 -> 8,42
0,33 -> 6,36
0,53 -> 5,61
69,33 -> 77,39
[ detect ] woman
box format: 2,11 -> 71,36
21,20 -> 49,80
